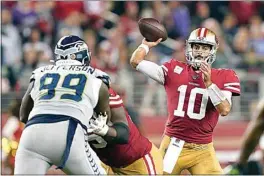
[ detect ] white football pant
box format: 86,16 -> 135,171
14,121 -> 106,175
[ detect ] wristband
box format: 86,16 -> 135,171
138,44 -> 149,54
207,83 -> 226,106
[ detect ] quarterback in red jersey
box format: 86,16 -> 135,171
130,27 -> 241,174
88,87 -> 163,175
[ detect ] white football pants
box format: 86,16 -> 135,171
14,121 -> 106,175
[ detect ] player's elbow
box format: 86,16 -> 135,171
130,51 -> 143,69
20,114 -> 27,124
219,106 -> 231,116
19,106 -> 27,124
220,111 -> 229,116
130,57 -> 138,69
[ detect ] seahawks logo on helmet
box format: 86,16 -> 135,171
54,35 -> 91,66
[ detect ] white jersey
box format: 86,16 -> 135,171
29,64 -> 102,126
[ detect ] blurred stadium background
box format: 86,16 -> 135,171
1,1 -> 264,174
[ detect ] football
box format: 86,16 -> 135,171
138,18 -> 168,42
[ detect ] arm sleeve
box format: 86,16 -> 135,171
222,90 -> 232,105
136,60 -> 165,85
109,94 -> 124,108
222,70 -> 241,96
109,88 -> 124,108
112,122 -> 129,144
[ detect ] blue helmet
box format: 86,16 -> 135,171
54,35 -> 91,66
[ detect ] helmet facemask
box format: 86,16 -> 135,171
185,42 -> 217,69
54,49 -> 91,66
53,36 -> 92,66
185,28 -> 219,70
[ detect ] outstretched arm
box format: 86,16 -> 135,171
130,38 -> 165,85
238,100 -> 264,165
225,100 -> 264,174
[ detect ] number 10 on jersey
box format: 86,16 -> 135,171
174,85 -> 209,120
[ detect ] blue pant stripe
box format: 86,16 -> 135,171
25,114 -> 87,170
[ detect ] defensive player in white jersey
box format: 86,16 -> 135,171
14,35 -> 110,175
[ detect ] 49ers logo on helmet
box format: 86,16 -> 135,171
197,36 -> 205,41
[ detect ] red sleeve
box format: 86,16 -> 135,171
222,70 -> 241,96
108,88 -> 124,108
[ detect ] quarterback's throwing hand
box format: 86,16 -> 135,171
200,61 -> 212,87
88,113 -> 109,136
142,38 -> 162,49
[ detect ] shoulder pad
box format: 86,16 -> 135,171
30,65 -> 51,82
93,69 -> 111,88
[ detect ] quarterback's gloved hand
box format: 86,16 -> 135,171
88,112 -> 109,136
94,69 -> 111,88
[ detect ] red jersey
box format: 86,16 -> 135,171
90,88 -> 152,167
162,59 -> 241,144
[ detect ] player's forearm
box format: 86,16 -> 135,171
104,122 -> 129,144
215,100 -> 231,116
20,82 -> 34,123
20,101 -> 29,124
207,84 -> 232,116
238,120 -> 264,165
130,47 -> 147,68
130,43 -> 165,84
104,127 -> 117,140
95,83 -> 111,120
136,60 -> 165,84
